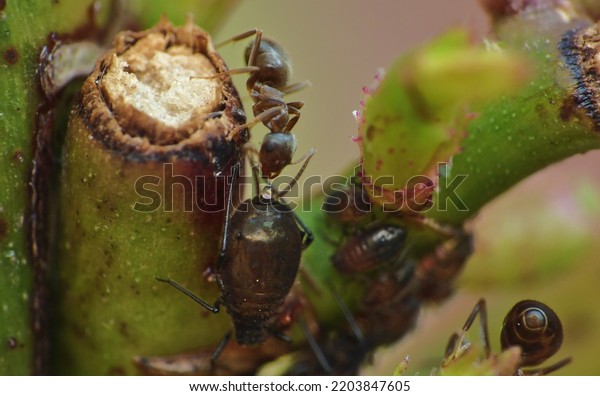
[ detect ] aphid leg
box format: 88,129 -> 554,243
298,316 -> 332,374
404,214 -> 462,238
519,357 -> 573,376
216,162 -> 241,270
277,148 -> 316,197
292,211 -> 314,248
211,331 -> 232,364
154,277 -> 219,313
272,332 -> 292,343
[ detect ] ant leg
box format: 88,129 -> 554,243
216,28 -> 260,48
445,299 -> 491,362
155,277 -> 220,313
519,357 -> 573,376
190,66 -> 260,81
211,331 -> 232,364
462,299 -> 491,357
281,80 -> 311,95
277,148 -> 316,197
244,146 -> 266,196
444,332 -> 461,360
286,101 -> 304,113
245,30 -> 264,90
230,105 -> 284,136
298,316 -> 332,374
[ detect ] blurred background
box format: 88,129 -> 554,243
212,0 -> 600,375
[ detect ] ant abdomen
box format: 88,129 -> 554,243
500,300 -> 564,367
244,36 -> 291,90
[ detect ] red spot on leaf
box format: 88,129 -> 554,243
0,218 -> 7,240
3,47 -> 19,65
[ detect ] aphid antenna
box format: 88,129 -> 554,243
297,316 -> 333,374
329,286 -> 365,344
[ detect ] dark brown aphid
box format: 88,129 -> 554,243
500,300 -> 565,369
414,231 -> 473,302
222,29 -> 312,179
322,184 -> 372,225
289,279 -> 420,375
445,299 -> 571,375
332,224 -> 407,273
156,157 -> 313,360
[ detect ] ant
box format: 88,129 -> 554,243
444,299 -> 572,375
156,153 -> 314,363
212,29 -> 313,180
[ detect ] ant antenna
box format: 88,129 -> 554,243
276,148 -> 316,198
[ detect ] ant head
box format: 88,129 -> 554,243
245,36 -> 292,90
259,132 -> 297,179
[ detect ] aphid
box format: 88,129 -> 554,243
156,155 -> 314,361
322,183 -> 372,225
135,288 -> 307,375
444,299 -> 572,375
220,29 -> 312,179
331,223 -> 407,274
413,231 -> 473,302
290,289 -> 369,375
358,273 -> 420,345
289,280 -> 420,375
